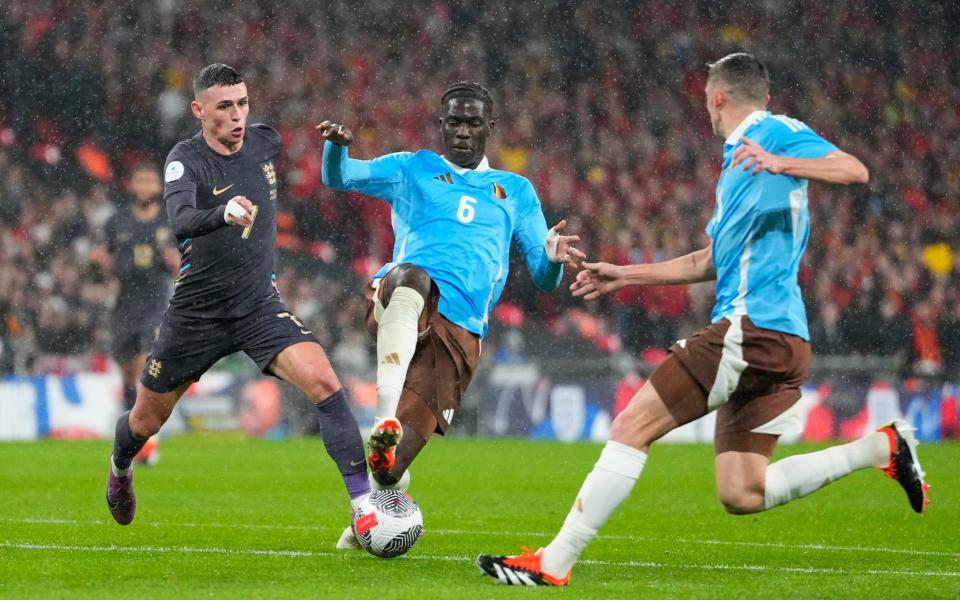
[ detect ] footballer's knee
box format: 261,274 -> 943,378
128,409 -> 163,440
714,451 -> 769,515
128,386 -> 182,439
382,264 -> 432,304
307,373 -> 343,404
715,474 -> 766,515
717,487 -> 765,515
609,411 -> 651,451
609,392 -> 676,451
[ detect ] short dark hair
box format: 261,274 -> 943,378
707,53 -> 770,105
193,63 -> 244,98
441,81 -> 494,116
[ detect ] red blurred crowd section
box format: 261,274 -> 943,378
0,1 -> 959,378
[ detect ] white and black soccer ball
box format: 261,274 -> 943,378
351,489 -> 424,558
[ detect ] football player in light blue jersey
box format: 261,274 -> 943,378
318,82 -> 583,548
478,54 -> 928,587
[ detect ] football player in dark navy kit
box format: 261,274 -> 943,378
105,64 -> 371,536
90,163 -> 177,465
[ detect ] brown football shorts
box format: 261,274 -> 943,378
648,315 -> 811,457
364,279 -> 481,440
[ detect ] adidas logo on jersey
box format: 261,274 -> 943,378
433,173 -> 454,184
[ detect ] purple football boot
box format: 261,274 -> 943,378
106,460 -> 136,525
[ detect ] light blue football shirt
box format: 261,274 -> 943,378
708,111 -> 838,340
322,142 -> 562,337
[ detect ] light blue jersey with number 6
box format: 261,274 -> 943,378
322,141 -> 561,337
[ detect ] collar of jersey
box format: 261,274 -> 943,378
199,130 -> 245,160
723,110 -> 770,147
441,154 -> 491,175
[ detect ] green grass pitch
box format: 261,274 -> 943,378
0,436 -> 956,598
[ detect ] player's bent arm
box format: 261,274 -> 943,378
321,140 -> 372,191
621,245 -> 716,286
778,150 -> 869,185
321,141 -> 412,202
166,189 -> 229,238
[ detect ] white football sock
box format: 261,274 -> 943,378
375,286 -> 425,418
110,455 -> 130,478
541,441 -> 647,578
764,431 -> 888,509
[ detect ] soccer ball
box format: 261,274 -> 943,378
351,489 -> 424,558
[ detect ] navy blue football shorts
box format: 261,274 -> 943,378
140,299 -> 317,393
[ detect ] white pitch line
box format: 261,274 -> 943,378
2,517 -> 958,559
671,537 -> 960,559
0,541 -> 349,560
1,541 -> 958,579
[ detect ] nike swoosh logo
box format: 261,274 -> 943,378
349,459 -> 365,467
212,184 -> 234,196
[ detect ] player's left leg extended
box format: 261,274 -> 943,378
715,421 -> 928,515
268,341 -> 370,507
710,319 -> 928,515
247,304 -> 372,550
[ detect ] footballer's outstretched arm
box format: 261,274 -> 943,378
527,219 -> 586,290
318,121 -> 412,201
318,120 -> 359,190
731,139 -> 869,185
514,183 -> 584,290
571,246 -> 715,300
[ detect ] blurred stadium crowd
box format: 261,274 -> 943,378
1,1 -> 959,380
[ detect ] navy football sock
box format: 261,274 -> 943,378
111,410 -> 147,471
316,389 -> 371,500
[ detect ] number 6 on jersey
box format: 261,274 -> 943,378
457,195 -> 477,224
